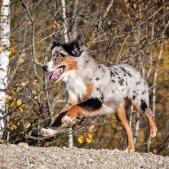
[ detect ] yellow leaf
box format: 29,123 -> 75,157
19,107 -> 24,113
17,99 -> 22,106
10,101 -> 15,107
9,47 -> 15,57
86,138 -> 93,144
86,133 -> 93,139
77,135 -> 85,144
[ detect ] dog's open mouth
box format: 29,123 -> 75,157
48,66 -> 66,81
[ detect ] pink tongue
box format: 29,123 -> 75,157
48,68 -> 63,80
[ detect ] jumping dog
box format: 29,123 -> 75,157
41,35 -> 157,152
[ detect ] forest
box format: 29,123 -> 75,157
0,0 -> 169,156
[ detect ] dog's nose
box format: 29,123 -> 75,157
43,65 -> 48,71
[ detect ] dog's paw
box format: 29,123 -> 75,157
40,128 -> 57,137
125,147 -> 135,153
61,115 -> 73,127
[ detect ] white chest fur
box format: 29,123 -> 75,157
66,77 -> 87,100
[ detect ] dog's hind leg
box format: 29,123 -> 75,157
116,106 -> 135,153
145,108 -> 157,137
133,102 -> 157,137
129,81 -> 157,137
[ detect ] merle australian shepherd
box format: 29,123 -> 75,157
41,35 -> 157,152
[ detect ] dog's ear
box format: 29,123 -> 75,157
62,34 -> 85,57
51,40 -> 61,50
75,34 -> 84,50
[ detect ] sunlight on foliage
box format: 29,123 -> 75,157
9,47 -> 15,57
17,99 -> 22,106
78,135 -> 85,144
77,133 -> 94,144
19,107 -> 24,113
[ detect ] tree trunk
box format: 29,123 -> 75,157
0,0 -> 10,138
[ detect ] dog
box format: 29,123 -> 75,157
41,35 -> 157,152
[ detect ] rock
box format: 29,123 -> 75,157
18,142 -> 29,148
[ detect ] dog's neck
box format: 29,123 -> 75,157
76,51 -> 98,77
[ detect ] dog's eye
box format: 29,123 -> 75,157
53,54 -> 62,61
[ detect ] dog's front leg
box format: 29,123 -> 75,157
41,97 -> 103,136
41,96 -> 78,137
62,91 -> 79,111
41,104 -> 81,137
61,98 -> 103,127
40,111 -> 67,137
61,105 -> 84,127
116,106 -> 135,153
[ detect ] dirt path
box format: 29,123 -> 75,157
0,144 -> 168,169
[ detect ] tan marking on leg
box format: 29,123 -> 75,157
61,103 -> 113,127
116,107 -> 135,153
66,105 -> 85,118
61,105 -> 85,127
83,83 -> 93,100
145,108 -> 157,137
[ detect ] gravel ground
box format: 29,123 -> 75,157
0,144 -> 169,169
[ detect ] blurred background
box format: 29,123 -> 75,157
1,0 -> 169,155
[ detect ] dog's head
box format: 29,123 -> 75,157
43,35 -> 85,82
